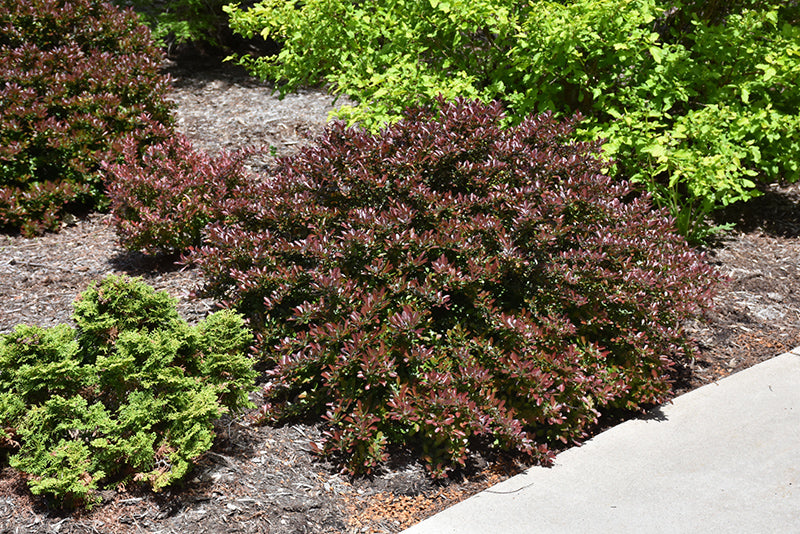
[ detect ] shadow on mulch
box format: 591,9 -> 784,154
160,35 -> 280,92
108,250 -> 186,276
712,183 -> 800,238
162,55 -> 272,92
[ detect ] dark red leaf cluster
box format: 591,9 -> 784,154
188,98 -> 718,476
0,0 -> 173,235
105,119 -> 265,255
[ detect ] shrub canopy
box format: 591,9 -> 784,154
190,98 -> 718,475
113,0 -> 238,49
0,275 -> 256,508
105,120 -> 262,255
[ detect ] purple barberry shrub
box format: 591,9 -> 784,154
190,98 -> 718,476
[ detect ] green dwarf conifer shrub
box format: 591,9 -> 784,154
226,0 -> 800,242
0,0 -> 174,236
189,98 -> 718,477
0,275 -> 256,508
105,120 -> 266,255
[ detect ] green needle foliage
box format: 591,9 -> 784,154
226,0 -> 800,242
0,275 -> 256,509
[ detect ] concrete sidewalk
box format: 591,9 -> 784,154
403,348 -> 800,533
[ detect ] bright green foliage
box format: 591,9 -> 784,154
225,0 -> 518,125
226,0 -> 800,241
0,275 -> 256,508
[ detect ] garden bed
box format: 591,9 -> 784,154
1,55 -> 799,534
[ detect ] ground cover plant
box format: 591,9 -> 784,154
0,275 -> 256,508
226,0 -> 800,241
187,98 -> 719,477
0,0 -> 174,236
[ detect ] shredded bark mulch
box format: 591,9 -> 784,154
1,55 -> 799,533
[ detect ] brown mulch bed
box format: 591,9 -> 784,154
1,54 -> 800,533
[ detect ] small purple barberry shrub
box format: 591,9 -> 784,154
105,120 -> 265,256
0,0 -> 173,235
